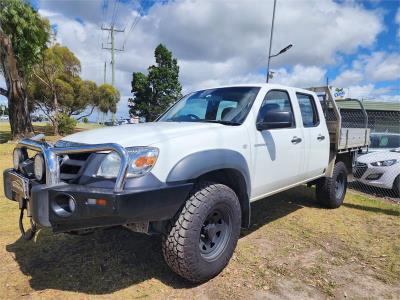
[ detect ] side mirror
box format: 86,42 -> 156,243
256,110 -> 293,131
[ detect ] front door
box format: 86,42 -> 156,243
251,89 -> 305,199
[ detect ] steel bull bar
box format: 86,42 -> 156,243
13,137 -> 130,239
17,137 -> 130,192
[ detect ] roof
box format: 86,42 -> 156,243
192,83 -> 314,95
337,99 -> 400,112
189,84 -> 400,112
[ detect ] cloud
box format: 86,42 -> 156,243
332,51 -> 400,101
361,52 -> 400,82
39,0 -> 383,88
332,70 -> 364,87
345,84 -> 400,101
333,51 -> 400,86
271,65 -> 326,87
29,0 -> 395,118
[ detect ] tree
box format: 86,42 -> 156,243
29,44 -> 80,134
29,44 -> 119,134
97,84 -> 120,115
0,0 -> 50,139
129,44 -> 182,121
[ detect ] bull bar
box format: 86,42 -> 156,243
16,137 -> 130,192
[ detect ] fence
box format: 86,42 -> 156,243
339,108 -> 400,201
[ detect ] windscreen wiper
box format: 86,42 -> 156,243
201,120 -> 241,126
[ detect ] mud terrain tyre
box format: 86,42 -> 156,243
162,182 -> 241,283
316,161 -> 348,208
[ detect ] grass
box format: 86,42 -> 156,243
0,122 -> 399,299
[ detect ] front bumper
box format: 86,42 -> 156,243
353,163 -> 398,190
4,169 -> 193,233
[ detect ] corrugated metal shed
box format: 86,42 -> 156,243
336,99 -> 400,112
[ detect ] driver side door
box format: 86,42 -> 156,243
251,89 -> 305,199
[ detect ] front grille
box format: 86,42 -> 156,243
59,153 -> 91,182
354,162 -> 368,179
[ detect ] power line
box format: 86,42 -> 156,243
111,0 -> 120,26
122,3 -> 143,48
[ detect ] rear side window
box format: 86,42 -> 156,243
257,90 -> 295,127
297,93 -> 319,127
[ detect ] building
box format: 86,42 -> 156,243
337,100 -> 400,133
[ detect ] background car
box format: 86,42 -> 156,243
368,132 -> 400,152
0,115 -> 9,121
354,148 -> 400,196
117,119 -> 129,125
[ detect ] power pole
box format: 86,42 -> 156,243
266,0 -> 277,83
104,61 -> 107,84
101,24 -> 124,122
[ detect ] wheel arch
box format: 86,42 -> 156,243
166,149 -> 251,228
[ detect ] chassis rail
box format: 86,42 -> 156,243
16,138 -> 129,192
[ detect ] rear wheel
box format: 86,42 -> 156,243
162,182 -> 241,283
316,161 -> 348,208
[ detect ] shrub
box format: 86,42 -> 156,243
57,113 -> 77,135
82,117 -> 88,123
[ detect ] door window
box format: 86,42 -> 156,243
297,93 -> 319,127
257,90 -> 295,127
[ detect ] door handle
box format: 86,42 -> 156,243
317,134 -> 325,141
291,136 -> 302,144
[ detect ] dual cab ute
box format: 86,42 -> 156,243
4,84 -> 370,282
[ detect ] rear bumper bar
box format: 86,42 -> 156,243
4,169 -> 193,233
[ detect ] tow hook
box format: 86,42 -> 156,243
19,198 -> 37,241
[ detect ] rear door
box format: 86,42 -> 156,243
251,89 -> 305,198
296,92 -> 329,179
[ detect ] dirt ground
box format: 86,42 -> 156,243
0,124 -> 399,299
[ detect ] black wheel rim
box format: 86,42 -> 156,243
335,172 -> 345,200
199,208 -> 232,261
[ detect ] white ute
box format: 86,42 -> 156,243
4,84 -> 370,282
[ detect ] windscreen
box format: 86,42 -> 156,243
158,87 -> 260,125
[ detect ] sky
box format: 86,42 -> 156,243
0,0 -> 399,120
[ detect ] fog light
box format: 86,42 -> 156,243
52,193 -> 76,217
13,148 -> 27,171
34,154 -> 45,181
366,173 -> 383,180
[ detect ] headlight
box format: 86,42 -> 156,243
34,154 -> 45,181
96,151 -> 121,178
126,147 -> 159,177
96,147 -> 159,178
13,148 -> 26,170
371,159 -> 398,167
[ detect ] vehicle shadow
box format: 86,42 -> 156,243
342,202 -> 400,216
349,182 -> 399,201
242,185 -> 319,236
6,186 -> 319,294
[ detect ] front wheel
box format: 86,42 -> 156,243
162,182 -> 241,283
316,161 -> 348,208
